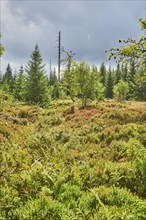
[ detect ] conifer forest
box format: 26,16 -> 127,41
0,14 -> 146,219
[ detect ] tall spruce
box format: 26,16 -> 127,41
49,69 -> 57,86
0,71 -> 2,83
105,66 -> 113,98
99,62 -> 106,86
50,68 -> 60,99
25,44 -> 49,107
122,63 -> 128,81
2,63 -> 14,92
14,66 -> 26,101
136,70 -> 146,101
115,63 -> 121,84
127,61 -> 137,99
91,65 -> 105,101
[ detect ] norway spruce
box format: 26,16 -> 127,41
14,66 -> 25,101
105,67 -> 114,98
25,45 -> 49,107
2,63 -> 14,92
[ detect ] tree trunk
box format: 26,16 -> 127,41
82,97 -> 87,109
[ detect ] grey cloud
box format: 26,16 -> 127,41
1,0 -> 145,73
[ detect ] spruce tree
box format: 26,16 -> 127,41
0,71 -> 2,84
105,67 -> 114,98
115,63 -> 121,84
50,68 -> 60,99
2,63 -> 14,92
14,66 -> 26,101
91,66 -> 105,101
127,61 -> 137,99
99,62 -> 106,86
25,44 -> 49,107
136,70 -> 146,101
123,64 -> 128,81
49,69 -> 57,86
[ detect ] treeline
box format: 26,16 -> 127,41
0,44 -> 145,108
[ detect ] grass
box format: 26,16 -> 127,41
0,98 -> 146,219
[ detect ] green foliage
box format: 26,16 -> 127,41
49,69 -> 61,100
25,44 -> 50,107
135,70 -> 146,101
105,67 -> 114,99
106,18 -> 146,101
76,62 -> 104,108
0,99 -> 146,219
115,63 -> 121,84
0,18 -> 146,218
14,66 -> 26,101
74,62 -> 90,107
114,80 -> 129,101
99,62 -> 106,86
63,64 -> 78,101
0,89 -> 14,106
126,61 -> 137,100
122,63 -> 128,81
2,64 -> 14,93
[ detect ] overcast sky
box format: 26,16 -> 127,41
0,0 -> 145,74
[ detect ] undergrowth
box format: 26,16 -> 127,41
0,98 -> 146,219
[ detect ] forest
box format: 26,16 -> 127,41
0,18 -> 146,219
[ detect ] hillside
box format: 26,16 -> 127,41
0,98 -> 146,220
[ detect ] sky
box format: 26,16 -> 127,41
0,0 -> 145,75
